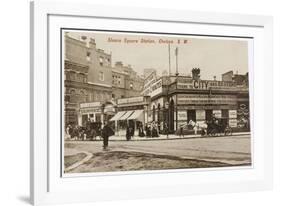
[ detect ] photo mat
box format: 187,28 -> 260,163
62,29 -> 252,174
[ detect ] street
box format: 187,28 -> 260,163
64,133 -> 251,173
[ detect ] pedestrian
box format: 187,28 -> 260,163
126,123 -> 131,141
164,122 -> 169,138
179,124 -> 184,137
101,121 -> 114,150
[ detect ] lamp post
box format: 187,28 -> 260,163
165,101 -> 169,138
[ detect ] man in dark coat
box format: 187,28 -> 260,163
101,121 -> 114,150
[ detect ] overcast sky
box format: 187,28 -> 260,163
67,30 -> 250,80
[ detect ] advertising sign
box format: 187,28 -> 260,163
196,110 -> 206,120
117,96 -> 144,104
177,111 -> 187,121
213,110 -> 222,118
229,110 -> 237,118
80,102 -> 101,108
150,79 -> 163,97
177,77 -> 238,90
178,94 -> 237,105
229,119 -> 238,128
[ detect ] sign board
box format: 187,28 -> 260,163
104,105 -> 115,113
229,119 -> 238,128
150,79 -> 163,97
177,77 -> 240,91
80,102 -> 101,108
178,94 -> 237,105
177,111 -> 187,121
80,108 -> 101,114
117,96 -> 144,105
229,110 -> 237,118
196,110 -> 206,120
213,110 -> 222,118
142,77 -> 162,97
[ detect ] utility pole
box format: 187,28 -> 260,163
175,47 -> 179,76
168,43 -> 171,76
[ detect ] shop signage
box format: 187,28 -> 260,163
177,77 -> 237,90
104,105 -> 115,113
229,110 -> 237,118
177,94 -> 237,105
142,76 -> 162,97
117,96 -> 144,105
150,79 -> 163,97
177,111 -> 187,120
196,110 -> 206,120
229,119 -> 238,128
80,102 -> 101,108
213,110 -> 222,118
80,108 -> 101,114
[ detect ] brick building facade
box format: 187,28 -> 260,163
64,33 -> 144,126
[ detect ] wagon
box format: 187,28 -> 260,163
207,117 -> 233,136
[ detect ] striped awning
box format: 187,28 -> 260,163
118,111 -> 134,120
109,111 -> 126,121
127,110 -> 144,121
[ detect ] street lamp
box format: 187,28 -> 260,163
165,101 -> 169,138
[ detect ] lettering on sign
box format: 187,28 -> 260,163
80,108 -> 101,114
229,110 -> 237,118
143,77 -> 162,97
177,111 -> 187,120
178,94 -> 237,105
177,77 -> 238,90
104,105 -> 115,113
229,119 -> 238,128
117,96 -> 144,104
80,102 -> 101,108
196,110 -> 206,120
213,110 -> 222,118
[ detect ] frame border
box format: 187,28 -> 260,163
30,1 -> 273,205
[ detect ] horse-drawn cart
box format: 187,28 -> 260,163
206,117 -> 233,136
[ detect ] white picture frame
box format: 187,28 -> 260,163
30,0 -> 273,205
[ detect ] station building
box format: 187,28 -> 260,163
110,68 -> 250,134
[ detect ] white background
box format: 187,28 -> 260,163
0,0 -> 280,205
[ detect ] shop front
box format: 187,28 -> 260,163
78,101 -> 116,128
109,96 -> 148,136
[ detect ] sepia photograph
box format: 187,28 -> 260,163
63,30 -> 252,174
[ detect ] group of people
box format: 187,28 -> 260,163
144,121 -> 160,138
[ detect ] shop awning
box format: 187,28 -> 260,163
127,110 -> 144,121
118,110 -> 134,120
109,111 -> 126,121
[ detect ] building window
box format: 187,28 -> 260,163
99,71 -> 104,81
112,94 -> 115,98
130,82 -> 133,89
86,51 -> 91,61
99,57 -> 103,66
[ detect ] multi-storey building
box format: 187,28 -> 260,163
64,33 -> 144,127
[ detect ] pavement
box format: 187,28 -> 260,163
65,131 -> 251,142
65,133 -> 252,165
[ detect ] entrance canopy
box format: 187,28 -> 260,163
109,111 -> 126,121
127,110 -> 144,121
110,110 -> 144,121
118,110 -> 134,121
